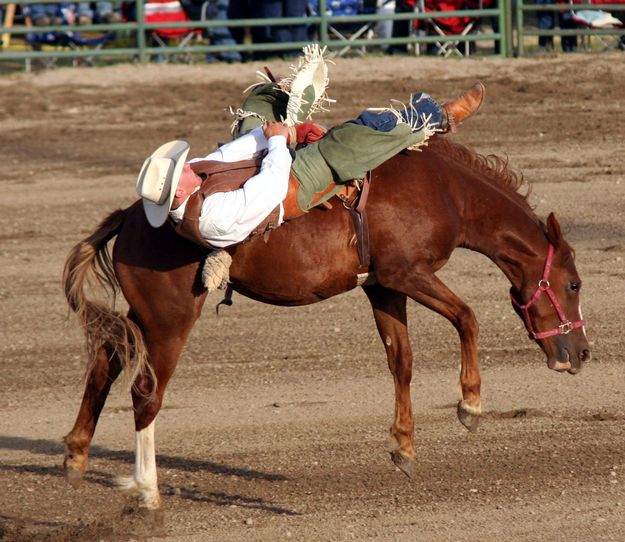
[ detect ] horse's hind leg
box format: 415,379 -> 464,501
363,285 -> 416,478
64,345 -> 122,487
116,325 -> 195,509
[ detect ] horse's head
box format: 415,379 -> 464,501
510,213 -> 591,374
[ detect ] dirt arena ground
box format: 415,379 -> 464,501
0,53 -> 624,541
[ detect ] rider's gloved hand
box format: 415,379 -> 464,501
295,123 -> 327,145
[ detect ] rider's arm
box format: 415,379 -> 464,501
197,133 -> 292,247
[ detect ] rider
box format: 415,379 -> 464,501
136,45 -> 485,249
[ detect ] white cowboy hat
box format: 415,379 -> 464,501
283,44 -> 332,126
136,140 -> 190,228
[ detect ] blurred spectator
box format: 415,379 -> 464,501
535,0 -> 554,50
141,0 -> 199,63
27,3 -> 74,26
558,0 -> 579,52
258,0 -> 307,55
487,0 -> 500,54
180,0 -> 241,62
374,0 -> 393,44
422,0 -> 472,55
123,0 -> 239,64
466,0 -> 499,54
559,14 -> 578,51
75,2 -> 123,25
389,0 -> 415,55
228,0 -> 307,59
227,0 -> 263,60
535,0 -> 579,52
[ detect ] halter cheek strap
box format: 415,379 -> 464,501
511,244 -> 586,340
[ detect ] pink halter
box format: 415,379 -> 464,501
511,244 -> 585,340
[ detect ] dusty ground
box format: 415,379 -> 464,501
0,53 -> 624,541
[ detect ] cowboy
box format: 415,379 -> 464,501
136,46 -> 485,249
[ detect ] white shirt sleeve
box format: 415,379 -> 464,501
197,134 -> 292,248
169,126 -> 271,224
188,125 -> 269,164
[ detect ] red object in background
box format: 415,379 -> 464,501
144,0 -> 197,39
423,0 -> 470,35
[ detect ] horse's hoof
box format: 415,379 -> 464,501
140,492 -> 163,510
457,401 -> 481,432
116,475 -> 139,493
63,439 -> 88,488
123,498 -> 165,518
116,477 -> 162,509
390,450 -> 416,479
64,462 -> 84,489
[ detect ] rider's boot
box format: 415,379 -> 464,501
442,82 -> 485,132
373,82 -> 485,134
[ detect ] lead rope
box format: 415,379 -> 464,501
216,285 -> 234,315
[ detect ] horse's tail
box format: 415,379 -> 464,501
63,208 -> 152,394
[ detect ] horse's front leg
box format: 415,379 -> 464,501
397,271 -> 482,432
363,285 -> 416,478
64,345 -> 122,487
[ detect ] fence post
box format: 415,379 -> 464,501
504,0 -> 514,57
319,0 -> 329,47
498,0 -> 507,57
516,0 -> 524,56
136,0 -> 147,63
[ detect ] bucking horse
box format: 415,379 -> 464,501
62,136 -> 590,509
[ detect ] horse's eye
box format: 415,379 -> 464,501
569,282 -> 581,293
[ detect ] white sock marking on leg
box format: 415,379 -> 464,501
115,420 -> 161,507
135,420 -> 159,506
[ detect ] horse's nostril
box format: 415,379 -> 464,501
580,349 -> 591,362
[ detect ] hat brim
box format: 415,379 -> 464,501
141,144 -> 190,228
284,44 -> 330,126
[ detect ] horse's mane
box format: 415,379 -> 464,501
426,137 -> 533,211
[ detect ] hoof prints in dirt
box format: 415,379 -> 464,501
487,408 -> 549,419
486,408 -> 623,423
0,503 -> 165,542
583,409 -> 622,422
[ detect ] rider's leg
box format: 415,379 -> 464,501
291,83 -> 485,210
291,120 -> 433,212
235,83 -> 289,136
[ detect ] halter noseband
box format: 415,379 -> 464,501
510,244 -> 585,340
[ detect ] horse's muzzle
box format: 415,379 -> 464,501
547,346 -> 591,374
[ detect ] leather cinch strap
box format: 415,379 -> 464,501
345,172 -> 372,272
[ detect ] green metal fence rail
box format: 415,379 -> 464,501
516,1 -> 625,56
0,0 -> 508,65
4,0 -> 624,63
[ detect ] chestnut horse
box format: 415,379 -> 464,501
62,137 -> 590,509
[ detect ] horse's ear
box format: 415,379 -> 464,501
545,212 -> 562,248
